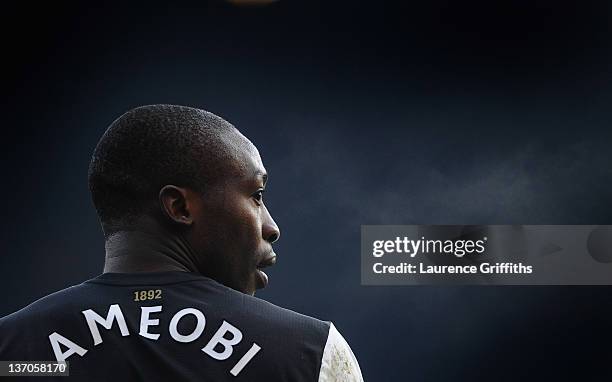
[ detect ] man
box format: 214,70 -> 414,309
0,105 -> 363,381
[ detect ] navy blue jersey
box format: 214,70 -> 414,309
0,271 -> 333,381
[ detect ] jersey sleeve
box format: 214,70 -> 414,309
317,322 -> 364,382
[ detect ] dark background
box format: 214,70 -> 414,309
2,1 -> 612,380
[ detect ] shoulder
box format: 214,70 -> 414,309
221,285 -> 331,336
0,282 -> 90,325
318,323 -> 364,382
0,283 -> 90,358
195,281 -> 336,380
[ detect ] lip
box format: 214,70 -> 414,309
255,252 -> 276,289
257,252 -> 277,268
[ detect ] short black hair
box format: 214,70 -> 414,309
88,104 -> 243,235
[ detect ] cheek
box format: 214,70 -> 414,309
223,194 -> 260,229
234,207 -> 263,248
215,199 -> 262,250
194,192 -> 263,259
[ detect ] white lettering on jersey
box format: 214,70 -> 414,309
139,306 -> 162,340
48,304 -> 261,376
48,332 -> 88,362
230,343 -> 261,376
82,304 -> 130,346
202,320 -> 242,360
169,308 -> 206,343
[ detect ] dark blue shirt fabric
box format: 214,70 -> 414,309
0,271 -> 330,381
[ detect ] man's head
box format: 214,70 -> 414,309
88,104 -> 280,295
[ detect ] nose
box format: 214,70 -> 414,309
262,205 -> 280,243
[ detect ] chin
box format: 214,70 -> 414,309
236,278 -> 256,296
246,281 -> 257,296
242,285 -> 256,296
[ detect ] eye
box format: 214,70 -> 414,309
252,189 -> 264,205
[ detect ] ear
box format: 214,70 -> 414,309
158,185 -> 195,226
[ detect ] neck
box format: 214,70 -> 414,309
103,225 -> 199,274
